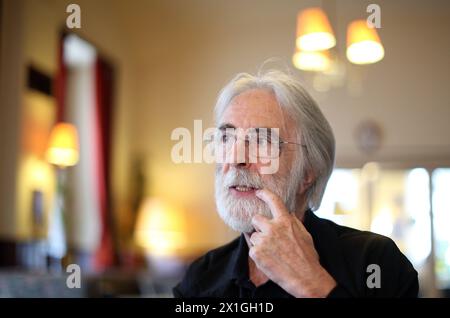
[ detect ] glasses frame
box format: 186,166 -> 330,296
215,128 -> 307,160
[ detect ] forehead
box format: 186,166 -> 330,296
220,89 -> 294,137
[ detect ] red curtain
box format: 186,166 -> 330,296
93,56 -> 116,270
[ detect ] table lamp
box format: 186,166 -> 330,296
46,122 -> 79,272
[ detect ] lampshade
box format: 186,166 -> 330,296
292,49 -> 331,72
296,7 -> 336,51
346,20 -> 384,64
46,123 -> 79,167
134,198 -> 186,256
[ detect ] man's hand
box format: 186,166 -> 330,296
249,188 -> 337,298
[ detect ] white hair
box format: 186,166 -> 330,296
214,69 -> 335,211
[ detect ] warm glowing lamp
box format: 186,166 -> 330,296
346,20 -> 385,65
296,7 -> 336,51
46,123 -> 79,167
292,49 -> 331,72
46,122 -> 79,271
134,198 -> 186,257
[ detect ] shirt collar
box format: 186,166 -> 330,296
227,234 -> 249,284
194,233 -> 249,293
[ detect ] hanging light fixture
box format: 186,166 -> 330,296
346,19 -> 384,65
296,7 -> 336,51
292,49 -> 331,72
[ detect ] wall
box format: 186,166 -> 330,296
0,0 -> 24,239
118,0 -> 450,249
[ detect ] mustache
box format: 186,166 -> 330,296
221,169 -> 264,189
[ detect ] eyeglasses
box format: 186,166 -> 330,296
215,127 -> 306,160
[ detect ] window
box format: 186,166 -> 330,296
317,164 -> 450,295
432,168 -> 450,289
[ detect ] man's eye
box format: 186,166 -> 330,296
257,136 -> 270,146
221,133 -> 232,143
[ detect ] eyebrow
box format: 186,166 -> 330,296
218,123 -> 236,131
217,124 -> 281,139
218,123 -> 276,131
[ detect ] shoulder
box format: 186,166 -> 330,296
315,215 -> 406,261
310,213 -> 418,297
172,236 -> 241,297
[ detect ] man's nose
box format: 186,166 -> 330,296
229,139 -> 250,168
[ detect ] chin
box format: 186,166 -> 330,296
219,211 -> 255,233
215,197 -> 270,233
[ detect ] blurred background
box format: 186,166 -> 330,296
0,0 -> 449,297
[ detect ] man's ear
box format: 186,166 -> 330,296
299,170 -> 315,195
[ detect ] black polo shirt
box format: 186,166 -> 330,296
173,210 -> 419,297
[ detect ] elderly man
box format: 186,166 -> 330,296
173,70 -> 418,298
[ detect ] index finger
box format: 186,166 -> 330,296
255,188 -> 289,219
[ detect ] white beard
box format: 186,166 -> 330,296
214,166 -> 300,233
